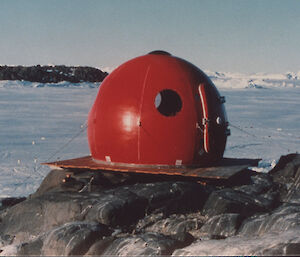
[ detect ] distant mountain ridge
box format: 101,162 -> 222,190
205,70 -> 300,89
0,65 -> 108,83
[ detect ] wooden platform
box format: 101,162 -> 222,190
42,156 -> 260,181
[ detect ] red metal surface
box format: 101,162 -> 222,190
88,51 -> 229,166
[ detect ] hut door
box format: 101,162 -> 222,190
198,84 -> 210,153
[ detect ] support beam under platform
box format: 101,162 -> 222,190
42,156 -> 260,181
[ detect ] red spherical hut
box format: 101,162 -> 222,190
87,51 -> 230,167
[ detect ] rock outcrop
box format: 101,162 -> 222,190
0,65 -> 108,83
1,153 -> 300,255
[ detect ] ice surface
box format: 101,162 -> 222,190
0,74 -> 299,197
220,87 -> 300,171
0,81 -> 99,197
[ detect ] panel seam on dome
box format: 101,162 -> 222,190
137,65 -> 151,162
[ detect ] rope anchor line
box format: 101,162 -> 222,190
25,121 -> 88,179
228,122 -> 258,138
43,122 -> 88,164
228,122 -> 295,153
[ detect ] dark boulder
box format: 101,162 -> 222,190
199,213 -> 242,238
30,169 -> 76,197
0,190 -> 146,242
238,203 -> 300,237
202,188 -> 273,217
31,169 -> 136,198
128,181 -> 209,215
15,237 -> 44,256
141,214 -> 200,235
41,221 -> 111,255
269,153 -> 300,203
260,241 -> 300,256
85,236 -> 115,255
203,169 -> 280,217
84,188 -> 148,227
0,234 -> 15,248
253,228 -> 300,256
101,232 -> 179,256
13,222 -> 111,256
233,172 -> 280,209
0,181 -> 208,243
234,173 -> 275,195
84,181 -> 208,226
134,211 -> 207,242
2,154 -> 300,255
0,192 -> 84,242
135,213 -> 199,247
172,228 -> 300,256
0,197 -> 26,211
270,153 -> 300,177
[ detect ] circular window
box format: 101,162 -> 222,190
154,89 -> 182,117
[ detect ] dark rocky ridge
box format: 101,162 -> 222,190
0,65 -> 108,83
0,153 -> 300,255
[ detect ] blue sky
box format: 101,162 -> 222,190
0,0 -> 300,73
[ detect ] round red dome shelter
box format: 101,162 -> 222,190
44,51 -> 261,180
88,50 -> 229,167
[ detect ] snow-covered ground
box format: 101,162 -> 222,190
0,72 -> 299,197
